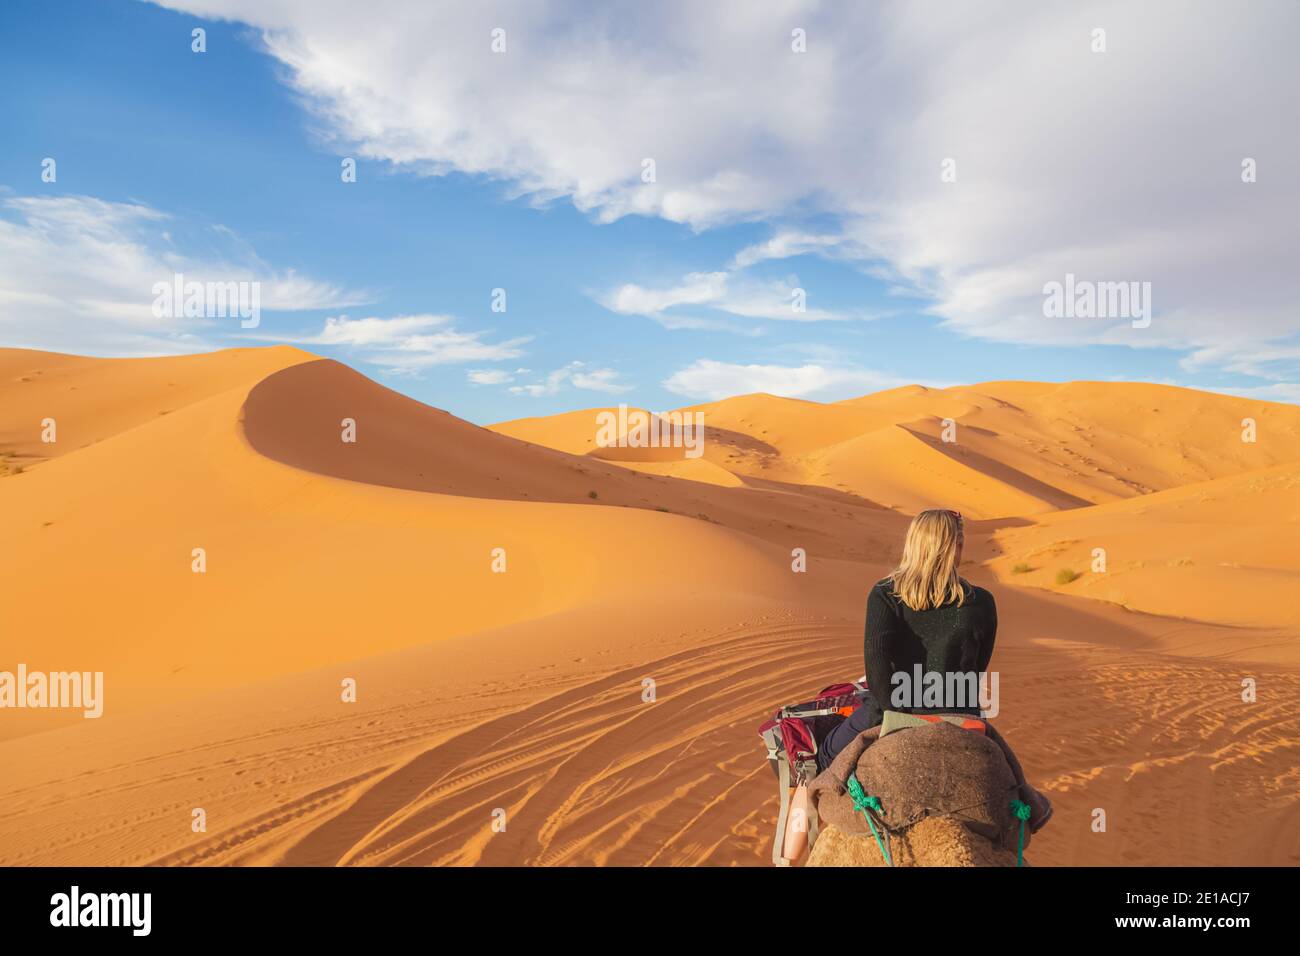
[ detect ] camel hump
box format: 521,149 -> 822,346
807,818 -> 1021,867
806,720 -> 1039,865
859,720 -> 1020,841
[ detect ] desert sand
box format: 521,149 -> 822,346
1,346 -> 1297,866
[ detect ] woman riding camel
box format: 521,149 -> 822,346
819,508 -> 997,769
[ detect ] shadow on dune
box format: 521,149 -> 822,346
964,515 -> 1036,563
586,421 -> 780,461
735,472 -> 894,513
900,424 -> 1094,510
240,358 -> 623,505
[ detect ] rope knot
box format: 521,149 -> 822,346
845,776 -> 892,866
846,777 -> 880,814
845,775 -> 867,807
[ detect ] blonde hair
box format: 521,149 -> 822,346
889,509 -> 966,611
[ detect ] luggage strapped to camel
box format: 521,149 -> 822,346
757,681 -> 870,866
760,686 -> 1007,867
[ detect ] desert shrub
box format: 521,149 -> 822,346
1011,563 -> 1032,574
1055,568 -> 1080,585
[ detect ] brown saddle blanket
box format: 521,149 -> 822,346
807,717 -> 1053,851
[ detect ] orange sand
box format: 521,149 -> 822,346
1,348 -> 1297,866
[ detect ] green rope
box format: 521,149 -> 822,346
846,777 -> 892,867
1010,800 -> 1032,867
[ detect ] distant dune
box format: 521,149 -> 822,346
1,347 -> 1297,866
495,381 -> 1300,517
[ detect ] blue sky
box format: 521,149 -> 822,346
2,0 -> 1297,423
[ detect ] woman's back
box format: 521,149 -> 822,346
865,577 -> 997,714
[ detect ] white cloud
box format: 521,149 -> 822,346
307,314 -> 451,346
639,313 -> 753,334
730,231 -> 863,270
149,0 -> 1300,383
571,367 -> 630,393
662,359 -> 910,401
603,272 -> 728,317
713,278 -> 856,322
510,361 -> 631,397
276,313 -> 530,373
1180,343 -> 1300,382
1199,382 -> 1300,405
600,270 -> 862,325
0,194 -> 366,355
468,368 -> 515,385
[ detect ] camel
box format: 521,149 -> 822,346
802,714 -> 1051,867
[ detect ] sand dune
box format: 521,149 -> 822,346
1,351 -> 854,738
802,424 -> 1061,519
1,347 -> 1297,867
495,382 -> 1300,519
0,347 -> 313,471
985,461 -> 1300,639
845,381 -> 1300,498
